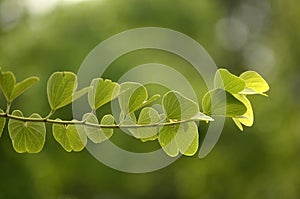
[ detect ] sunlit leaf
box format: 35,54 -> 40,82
0,109 -> 6,138
232,94 -> 254,131
0,68 -> 39,102
191,112 -> 214,122
130,107 -> 160,139
214,69 -> 245,94
239,71 -> 270,95
119,82 -> 159,114
88,78 -> 120,110
8,110 -> 46,153
10,77 -> 39,102
202,89 -> 246,117
162,91 -> 199,120
158,122 -> 199,157
47,72 -> 88,110
52,121 -> 87,152
0,69 -> 15,102
83,113 -> 114,143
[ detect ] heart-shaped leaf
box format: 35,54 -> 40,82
0,68 -> 39,102
239,71 -> 269,96
119,82 -> 159,114
47,72 -> 88,110
88,78 -> 120,110
83,113 -> 115,143
0,109 -> 6,138
232,94 -> 253,131
130,107 -> 160,139
8,110 -> 46,153
214,69 -> 245,94
52,121 -> 87,152
158,122 -> 199,157
202,89 -> 247,117
162,91 -> 199,120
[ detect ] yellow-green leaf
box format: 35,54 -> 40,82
239,71 -> 270,95
52,121 -> 87,152
8,110 -> 46,153
214,69 -> 245,94
88,78 -> 120,110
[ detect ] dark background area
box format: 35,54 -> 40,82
0,0 -> 299,198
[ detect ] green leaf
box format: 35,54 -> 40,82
214,69 -> 245,94
176,122 -> 199,156
0,109 -> 6,138
8,110 -> 46,153
202,89 -> 247,117
52,121 -> 87,152
130,107 -> 160,139
10,77 -> 39,102
239,71 -> 270,95
158,122 -> 199,157
0,68 -> 39,102
162,91 -> 199,120
158,125 -> 178,157
47,72 -> 88,110
88,78 -> 120,110
0,69 -> 15,102
232,94 -> 254,131
119,82 -> 159,114
83,113 -> 114,143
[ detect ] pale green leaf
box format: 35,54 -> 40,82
176,122 -> 199,156
47,72 -> 76,110
158,122 -> 199,157
158,125 -> 179,157
0,109 -> 6,138
88,78 -> 120,110
52,121 -> 87,152
0,69 -> 15,102
162,91 -> 199,120
214,69 -> 245,94
239,71 -> 270,95
8,110 -> 46,153
119,82 -> 159,114
83,113 -> 114,143
10,77 -> 39,102
202,89 -> 247,117
130,107 -> 160,139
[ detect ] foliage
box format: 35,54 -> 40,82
0,67 -> 269,157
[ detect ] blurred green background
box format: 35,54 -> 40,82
0,0 -> 299,198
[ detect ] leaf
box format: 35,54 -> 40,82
158,125 -> 178,157
0,68 -> 39,102
202,89 -> 247,117
88,78 -> 120,110
176,122 -> 199,156
0,69 -> 15,101
239,71 -> 270,95
83,113 -> 114,143
47,72 -> 88,110
0,109 -> 6,138
158,122 -> 199,157
119,82 -> 159,114
52,121 -> 87,152
130,107 -> 160,139
8,110 -> 46,153
232,94 -> 254,131
214,69 -> 245,94
10,77 -> 39,102
162,91 -> 199,120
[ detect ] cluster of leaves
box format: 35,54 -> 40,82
0,68 -> 269,157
